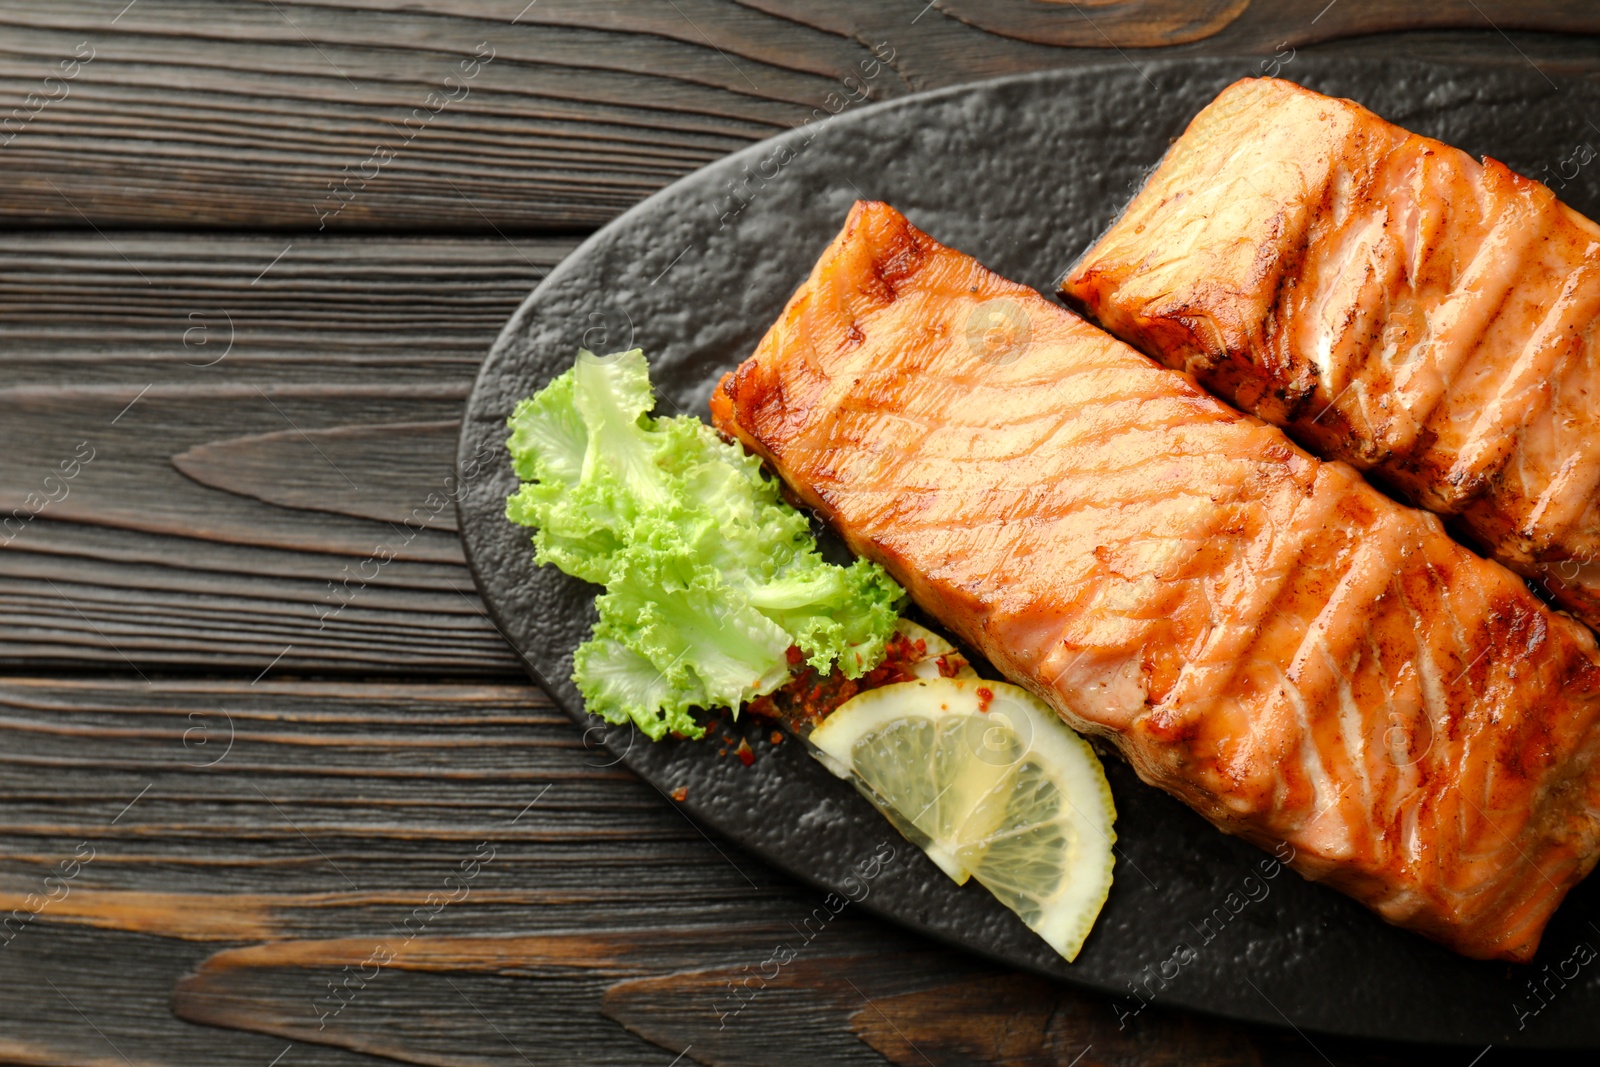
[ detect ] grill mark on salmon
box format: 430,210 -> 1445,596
714,200 -> 1600,962
1061,77 -> 1600,626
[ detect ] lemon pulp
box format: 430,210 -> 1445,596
809,676 -> 1115,961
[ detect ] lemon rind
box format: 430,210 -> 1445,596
809,676 -> 1116,962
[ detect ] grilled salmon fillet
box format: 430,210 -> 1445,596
714,200 -> 1600,962
1061,77 -> 1600,627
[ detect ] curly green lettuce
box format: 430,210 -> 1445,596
506,349 -> 904,740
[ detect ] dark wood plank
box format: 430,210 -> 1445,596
171,929 -> 830,1066
0,0 -> 893,231
0,676 -> 791,915
923,0 -> 1251,48
605,958 -> 1289,1067
0,232 -> 568,384
0,1 -> 1594,233
172,422 -> 466,531
602,952 -> 1009,1067
0,676 -> 906,1065
923,0 -> 1600,49
603,957 -> 1593,1067
849,973 -> 1268,1067
0,923 -> 394,1067
0,233 -> 576,675
602,957 -> 1273,1067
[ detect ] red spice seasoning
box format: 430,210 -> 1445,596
734,738 -> 755,766
770,731 -> 784,745
670,786 -> 688,802
744,630 -> 938,733
975,686 -> 995,713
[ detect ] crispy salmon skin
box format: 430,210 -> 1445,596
1062,77 -> 1600,626
716,200 -> 1600,962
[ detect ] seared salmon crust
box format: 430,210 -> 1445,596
715,200 -> 1600,962
1063,77 -> 1600,629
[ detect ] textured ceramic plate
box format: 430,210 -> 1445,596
458,57 -> 1600,1047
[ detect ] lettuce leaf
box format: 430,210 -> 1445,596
507,349 -> 904,740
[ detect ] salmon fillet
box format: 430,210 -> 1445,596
713,200 -> 1600,962
1061,77 -> 1600,628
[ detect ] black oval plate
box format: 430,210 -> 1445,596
457,57 -> 1600,1048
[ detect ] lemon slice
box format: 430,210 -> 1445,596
893,618 -> 979,680
809,677 -> 1115,961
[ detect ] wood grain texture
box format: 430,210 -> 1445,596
929,0 -> 1600,48
0,233 -> 574,675
0,676 -> 794,918
599,955 -> 1528,1067
179,936 -> 1400,1067
602,953 -> 1008,1067
1247,0 -> 1600,47
0,676 -> 906,1066
0,0 -> 897,231
845,974 -> 1353,1067
0,1 -> 1593,233
928,0 -> 1253,48
0,922 -> 422,1067
172,929 -> 836,1066
172,422 -> 467,531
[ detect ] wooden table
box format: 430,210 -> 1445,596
3,3 -> 1597,1064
